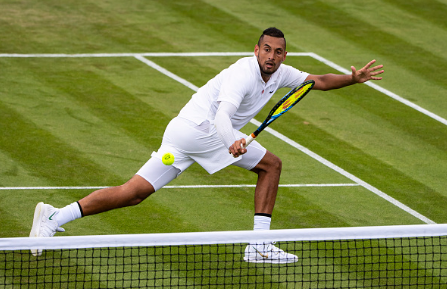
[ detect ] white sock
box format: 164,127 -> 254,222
253,215 -> 271,231
54,202 -> 82,226
252,215 -> 272,246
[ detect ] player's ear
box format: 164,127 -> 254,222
254,44 -> 260,56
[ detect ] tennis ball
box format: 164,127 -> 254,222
162,152 -> 175,166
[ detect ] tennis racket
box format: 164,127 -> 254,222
244,80 -> 315,148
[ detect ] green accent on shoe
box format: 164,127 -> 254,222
49,212 -> 56,220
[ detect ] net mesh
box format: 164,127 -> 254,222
1,225 -> 447,288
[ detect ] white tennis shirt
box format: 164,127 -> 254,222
178,55 -> 309,130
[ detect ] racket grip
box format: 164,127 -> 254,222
244,134 -> 255,148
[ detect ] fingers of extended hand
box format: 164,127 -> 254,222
369,63 -> 383,72
364,59 -> 377,69
368,64 -> 384,80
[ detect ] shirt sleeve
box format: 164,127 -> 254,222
279,64 -> 310,89
214,101 -> 238,149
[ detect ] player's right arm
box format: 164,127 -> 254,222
214,101 -> 247,158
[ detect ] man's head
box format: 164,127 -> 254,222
257,27 -> 286,49
255,27 -> 287,82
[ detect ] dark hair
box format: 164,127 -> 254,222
258,27 -> 286,48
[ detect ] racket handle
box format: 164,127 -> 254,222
244,134 -> 255,148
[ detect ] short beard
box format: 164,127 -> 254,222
257,60 -> 276,78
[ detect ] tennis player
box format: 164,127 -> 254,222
30,27 -> 384,263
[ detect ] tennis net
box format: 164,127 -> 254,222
1,224 -> 447,288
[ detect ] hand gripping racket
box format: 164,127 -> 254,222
244,80 -> 315,148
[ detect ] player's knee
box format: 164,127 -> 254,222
269,155 -> 282,173
254,151 -> 282,174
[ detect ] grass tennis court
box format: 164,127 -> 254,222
1,51 -> 440,236
1,0 -> 447,235
1,2 -> 447,286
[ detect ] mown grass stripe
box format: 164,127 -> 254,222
151,0 -> 260,51
0,102 -> 120,186
383,0 -> 447,30
0,1 -> 176,54
25,65 -> 170,149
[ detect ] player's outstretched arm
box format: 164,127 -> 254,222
306,59 -> 384,91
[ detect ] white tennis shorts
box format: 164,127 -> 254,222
136,117 -> 267,191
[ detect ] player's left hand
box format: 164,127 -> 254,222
351,59 -> 384,83
229,138 -> 247,158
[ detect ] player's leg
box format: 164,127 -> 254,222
29,159 -> 182,256
233,147 -> 282,231
232,142 -> 281,216
78,174 -> 155,216
246,151 -> 297,263
232,143 -> 297,263
250,150 -> 282,215
31,175 -> 157,238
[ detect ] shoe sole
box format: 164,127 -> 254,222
29,202 -> 44,257
243,256 -> 298,264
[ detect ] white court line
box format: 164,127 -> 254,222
133,54 -> 435,225
0,183 -> 360,190
0,52 -> 308,58
0,52 -> 254,58
134,55 -> 199,91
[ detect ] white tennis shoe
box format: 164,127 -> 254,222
244,242 -> 298,264
29,202 -> 65,256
